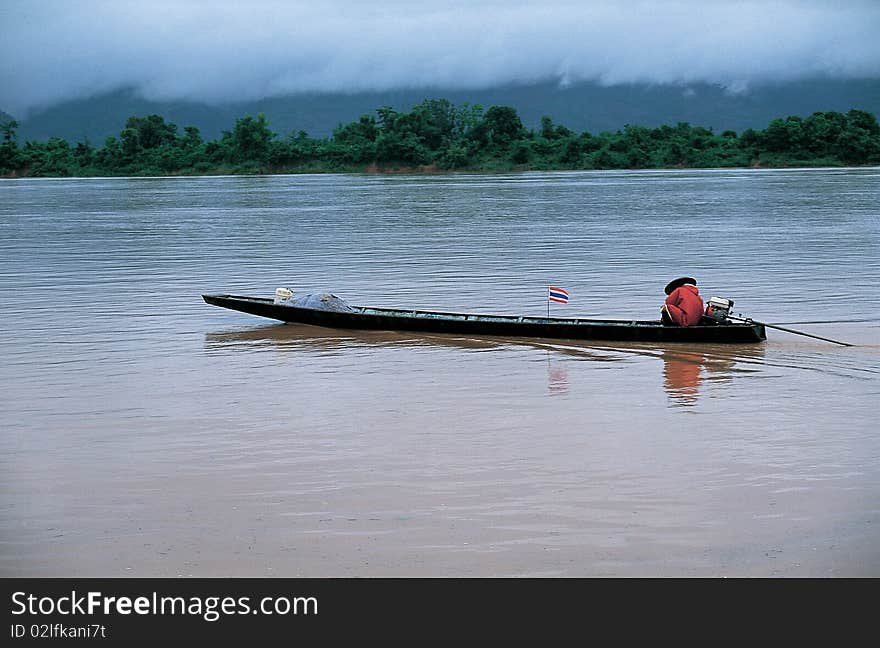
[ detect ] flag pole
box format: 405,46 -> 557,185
547,285 -> 550,318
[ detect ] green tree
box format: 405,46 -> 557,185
332,115 -> 378,163
0,119 -> 20,170
511,140 -> 531,164
846,109 -> 880,136
375,130 -> 430,165
124,115 -> 178,150
333,115 -> 378,145
1,119 -> 18,146
120,127 -> 141,160
738,127 -> 762,161
589,146 -> 628,169
229,113 -> 274,163
833,109 -> 880,164
73,141 -> 95,169
182,125 -> 203,148
409,98 -> 456,150
481,106 -> 525,146
763,116 -> 806,154
802,111 -> 845,156
437,142 -> 470,169
540,116 -> 572,140
558,137 -> 579,165
451,103 -> 484,140
95,135 -> 122,170
374,105 -> 431,165
25,138 -> 76,176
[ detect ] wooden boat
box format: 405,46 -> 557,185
202,293 -> 767,344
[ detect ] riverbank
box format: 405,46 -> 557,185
1,157 -> 862,179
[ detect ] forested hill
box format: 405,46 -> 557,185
7,79 -> 880,144
1,101 -> 878,177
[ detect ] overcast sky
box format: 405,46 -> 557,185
3,0 -> 879,116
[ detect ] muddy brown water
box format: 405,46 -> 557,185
1,169 -> 878,576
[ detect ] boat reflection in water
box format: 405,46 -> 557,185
660,347 -> 767,407
205,324 -> 765,407
662,351 -> 705,406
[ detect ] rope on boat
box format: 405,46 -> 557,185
727,315 -> 853,347
769,318 -> 879,325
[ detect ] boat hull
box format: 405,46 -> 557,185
203,294 -> 767,344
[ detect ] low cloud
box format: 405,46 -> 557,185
2,0 -> 879,116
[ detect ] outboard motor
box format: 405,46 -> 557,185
704,296 -> 734,323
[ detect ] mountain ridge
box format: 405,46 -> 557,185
6,79 -> 880,144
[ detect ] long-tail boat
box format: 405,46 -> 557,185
202,293 -> 767,344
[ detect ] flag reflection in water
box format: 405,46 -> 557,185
547,359 -> 569,395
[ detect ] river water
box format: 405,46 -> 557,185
1,169 -> 878,576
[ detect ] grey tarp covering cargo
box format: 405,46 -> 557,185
275,292 -> 356,312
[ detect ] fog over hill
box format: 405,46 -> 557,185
3,1 -> 879,144
7,79 -> 880,145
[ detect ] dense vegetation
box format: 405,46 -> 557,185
2,100 -> 879,177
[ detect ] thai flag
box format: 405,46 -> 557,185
548,286 -> 569,304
